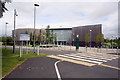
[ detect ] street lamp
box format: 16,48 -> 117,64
111,36 -> 113,50
13,9 -> 18,53
72,33 -> 74,46
33,4 -> 39,53
61,30 -> 63,45
76,34 -> 79,51
5,22 -> 8,49
90,30 -> 92,49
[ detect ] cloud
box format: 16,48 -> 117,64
12,0 -> 119,2
0,1 -> 118,39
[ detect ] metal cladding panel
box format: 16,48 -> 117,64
72,24 -> 102,42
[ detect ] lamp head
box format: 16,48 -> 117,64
34,4 -> 39,6
76,34 -> 79,38
6,22 -> 8,24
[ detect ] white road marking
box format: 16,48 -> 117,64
58,53 -> 119,65
54,60 -> 62,80
58,55 -> 102,64
63,54 -> 112,61
64,54 -> 107,62
70,53 -> 115,60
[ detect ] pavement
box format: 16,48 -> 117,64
4,57 -> 58,78
1,46 -> 120,79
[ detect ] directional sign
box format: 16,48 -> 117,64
20,33 -> 30,41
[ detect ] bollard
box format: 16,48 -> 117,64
70,45 -> 71,50
86,47 -> 87,53
26,41 -> 28,54
20,46 -> 22,57
37,46 -> 39,55
54,43 -> 55,50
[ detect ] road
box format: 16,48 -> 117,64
1,46 -> 120,80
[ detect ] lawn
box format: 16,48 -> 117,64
2,48 -> 48,77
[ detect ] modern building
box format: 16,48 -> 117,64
12,24 -> 103,47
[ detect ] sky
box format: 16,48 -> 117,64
0,0 -> 119,39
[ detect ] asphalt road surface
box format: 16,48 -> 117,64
1,46 -> 120,80
3,57 -> 119,78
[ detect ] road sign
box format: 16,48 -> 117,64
20,33 -> 30,41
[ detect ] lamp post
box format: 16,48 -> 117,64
13,9 -> 18,53
90,30 -> 92,49
116,36 -> 118,54
5,22 -> 8,49
111,36 -> 113,50
76,34 -> 79,51
33,4 -> 39,53
72,33 -> 74,46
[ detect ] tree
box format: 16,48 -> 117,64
30,32 -> 33,41
54,33 -> 57,44
0,0 -> 11,18
118,37 -> 120,49
25,30 -> 28,34
0,36 -> 6,42
50,30 -> 54,44
6,36 -> 13,42
6,36 -> 13,45
85,32 -> 90,47
0,36 -> 13,45
96,33 -> 104,48
42,29 -> 46,43
46,25 -> 51,43
45,25 -> 56,44
104,38 -> 110,43
38,30 -> 42,43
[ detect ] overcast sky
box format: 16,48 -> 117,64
0,0 -> 119,39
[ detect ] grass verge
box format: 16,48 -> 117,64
2,48 -> 48,77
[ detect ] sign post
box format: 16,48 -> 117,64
26,41 -> 28,54
20,46 -> 22,57
21,41 -> 23,56
20,33 -> 30,57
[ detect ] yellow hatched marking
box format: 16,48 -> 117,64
48,55 -> 96,67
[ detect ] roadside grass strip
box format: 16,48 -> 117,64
2,48 -> 48,77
